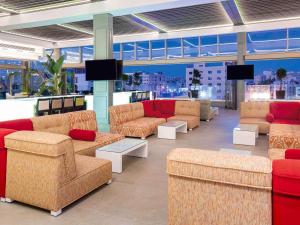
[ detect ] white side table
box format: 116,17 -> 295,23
233,124 -> 259,146
158,120 -> 187,140
96,138 -> 148,173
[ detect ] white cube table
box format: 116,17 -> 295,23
157,120 -> 187,140
96,138 -> 148,173
233,124 -> 259,146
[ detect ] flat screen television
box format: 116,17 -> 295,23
85,59 -> 119,81
227,65 -> 254,80
116,60 -> 123,80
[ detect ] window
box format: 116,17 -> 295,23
208,71 -> 212,74
219,33 -> 237,55
288,28 -> 300,51
200,35 -> 218,56
183,37 -> 199,57
113,44 -> 121,60
151,40 -> 166,60
82,46 -> 93,61
60,47 -> 80,63
217,70 -> 222,74
167,38 -> 182,59
247,29 -> 287,54
208,77 -> 212,80
136,41 -> 150,60
122,42 -> 135,61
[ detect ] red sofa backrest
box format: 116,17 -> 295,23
0,119 -> 33,131
270,102 -> 300,120
153,100 -> 176,116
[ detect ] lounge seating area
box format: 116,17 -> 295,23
1,0 -> 300,224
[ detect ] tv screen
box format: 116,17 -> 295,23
227,65 -> 254,80
85,59 -> 118,81
116,60 -> 123,80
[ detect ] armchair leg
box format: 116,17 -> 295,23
0,197 -> 6,202
189,128 -> 193,131
5,198 -> 13,203
51,209 -> 62,217
141,137 -> 146,140
107,179 -> 112,184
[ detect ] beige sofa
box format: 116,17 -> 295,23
199,99 -> 216,121
3,110 -> 124,216
240,101 -> 270,134
109,101 -> 200,139
167,148 -> 272,225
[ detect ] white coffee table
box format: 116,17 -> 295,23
96,138 -> 148,173
233,124 -> 259,146
157,120 -> 187,140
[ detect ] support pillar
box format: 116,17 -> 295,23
236,32 -> 246,109
93,14 -> 114,131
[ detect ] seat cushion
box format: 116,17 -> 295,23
118,117 -> 165,138
73,132 -> 124,156
269,124 -> 300,149
240,118 -> 270,134
270,102 -> 300,120
56,154 -> 111,211
273,159 -> 300,197
168,115 -> 199,129
167,148 -> 272,189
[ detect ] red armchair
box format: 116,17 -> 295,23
273,149 -> 300,225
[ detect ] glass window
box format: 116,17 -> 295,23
122,42 -> 135,61
200,35 -> 218,56
136,41 -> 150,60
82,46 -> 93,61
288,28 -> 300,51
45,49 -> 54,57
167,38 -> 182,59
151,40 -> 165,60
113,43 -> 121,60
183,37 -> 199,57
247,29 -> 287,54
60,47 -> 80,63
219,33 -> 237,55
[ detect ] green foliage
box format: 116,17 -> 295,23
133,72 -> 142,87
276,68 -> 287,90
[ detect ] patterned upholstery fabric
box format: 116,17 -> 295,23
240,101 -> 271,134
175,100 -> 200,117
109,104 -> 133,126
269,124 -> 300,149
240,118 -> 270,134
68,110 -> 98,131
168,115 -> 200,129
131,102 -> 144,120
5,131 -> 112,212
167,148 -> 272,225
73,132 -> 124,156
31,113 -> 70,135
269,148 -> 286,160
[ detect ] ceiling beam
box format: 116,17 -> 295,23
221,0 -> 244,25
127,14 -> 167,33
0,0 -> 223,30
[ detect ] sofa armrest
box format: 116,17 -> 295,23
285,149 -> 300,160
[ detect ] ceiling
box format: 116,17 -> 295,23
0,0 -> 299,44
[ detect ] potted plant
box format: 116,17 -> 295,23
276,68 -> 287,99
121,74 -> 129,91
191,69 -> 201,98
133,72 -> 142,90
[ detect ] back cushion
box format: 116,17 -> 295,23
31,113 -> 70,135
240,101 -> 270,119
175,100 -> 200,116
109,104 -> 133,125
154,100 -> 176,115
68,110 -> 98,131
142,100 -> 156,117
131,102 -> 144,120
0,119 -> 33,131
270,102 -> 300,120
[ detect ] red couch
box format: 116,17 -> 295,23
273,149 -> 300,225
267,102 -> 300,125
142,100 -> 176,119
0,119 -> 33,200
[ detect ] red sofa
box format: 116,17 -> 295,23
273,149 -> 300,225
267,102 -> 300,125
0,119 -> 33,200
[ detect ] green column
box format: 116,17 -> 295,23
93,14 -> 114,132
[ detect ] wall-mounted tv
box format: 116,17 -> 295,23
227,65 -> 254,80
85,59 -> 123,81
